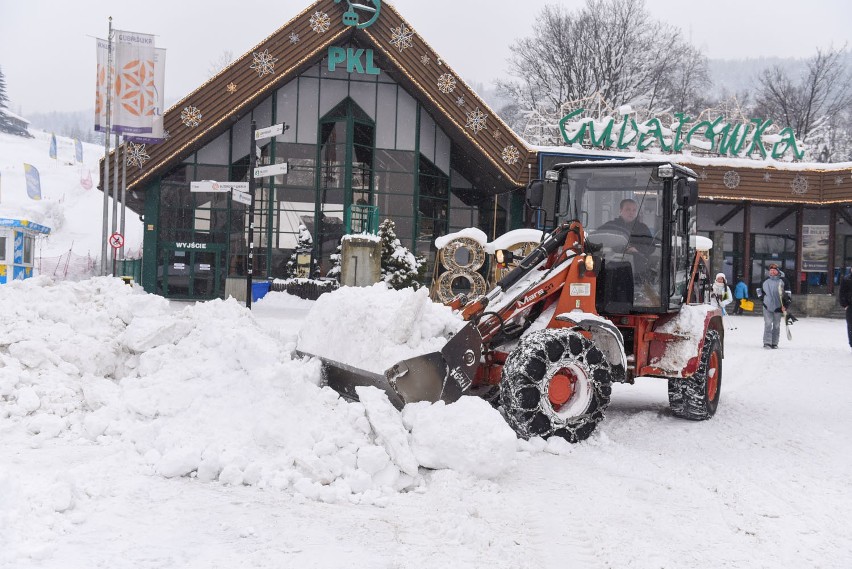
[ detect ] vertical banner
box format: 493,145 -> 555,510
802,225 -> 830,272
23,164 -> 42,200
81,169 -> 93,190
75,138 -> 83,162
112,30 -> 156,135
125,48 -> 167,144
94,37 -> 111,132
49,133 -> 57,159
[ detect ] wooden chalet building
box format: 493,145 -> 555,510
102,0 -> 852,314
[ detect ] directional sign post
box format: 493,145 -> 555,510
190,181 -> 250,193
253,162 -> 288,178
254,123 -> 286,140
231,188 -> 252,205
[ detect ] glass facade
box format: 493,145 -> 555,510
151,55 -> 508,298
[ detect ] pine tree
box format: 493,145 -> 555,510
0,66 -> 15,134
377,219 -> 426,290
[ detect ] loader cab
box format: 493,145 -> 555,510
538,161 -> 698,314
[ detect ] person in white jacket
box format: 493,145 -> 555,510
711,273 -> 733,315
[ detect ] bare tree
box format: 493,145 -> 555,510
208,50 -> 235,78
496,0 -> 709,138
753,45 -> 852,160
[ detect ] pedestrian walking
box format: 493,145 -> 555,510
839,270 -> 852,352
756,263 -> 791,349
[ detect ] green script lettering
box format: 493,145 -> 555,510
745,118 -> 773,159
771,127 -> 804,160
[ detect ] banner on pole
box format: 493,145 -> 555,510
95,31 -> 162,136
75,138 -> 83,162
49,133 -> 57,159
125,48 -> 167,144
23,164 -> 42,200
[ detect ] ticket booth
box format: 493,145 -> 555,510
0,218 -> 51,284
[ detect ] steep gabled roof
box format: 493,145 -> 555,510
105,0 -> 534,202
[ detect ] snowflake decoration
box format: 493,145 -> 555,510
437,58 -> 443,66
125,142 -> 149,169
437,73 -> 456,94
250,49 -> 277,77
455,95 -> 465,107
493,129 -> 502,139
289,32 -> 300,44
790,174 -> 809,195
465,108 -> 488,135
763,172 -> 772,182
310,11 -> 331,33
390,23 -> 414,52
226,82 -> 237,94
699,170 -> 708,181
501,145 -> 520,165
420,54 -> 430,65
181,106 -> 202,128
163,130 -> 170,140
723,170 -> 741,189
836,176 -> 845,185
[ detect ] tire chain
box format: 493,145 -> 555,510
668,329 -> 720,420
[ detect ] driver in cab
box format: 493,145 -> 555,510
598,198 -> 654,257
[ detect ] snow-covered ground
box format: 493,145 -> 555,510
2,276 -> 851,569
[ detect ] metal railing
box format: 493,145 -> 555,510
348,204 -> 379,235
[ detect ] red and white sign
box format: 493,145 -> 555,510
109,232 -> 125,249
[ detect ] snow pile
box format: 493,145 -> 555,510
296,283 -> 465,373
650,304 -> 717,372
0,278 -> 519,513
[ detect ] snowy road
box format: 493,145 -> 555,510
2,281 -> 851,569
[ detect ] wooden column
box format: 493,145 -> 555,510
743,201 -> 752,285
828,207 -> 837,295
795,204 -> 804,295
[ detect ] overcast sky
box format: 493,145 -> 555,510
2,0 -> 850,115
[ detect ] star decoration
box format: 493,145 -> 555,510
289,32 -> 300,44
125,142 -> 150,169
390,23 -> 414,52
310,11 -> 331,33
455,95 -> 465,107
420,54 -> 430,65
465,108 -> 488,135
763,172 -> 772,182
250,49 -> 277,77
493,129 -> 502,139
181,106 -> 202,128
501,145 -> 520,165
437,73 -> 456,94
226,82 -> 237,94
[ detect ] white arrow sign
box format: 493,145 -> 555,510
231,189 -> 252,205
190,181 -> 250,193
253,163 -> 288,178
254,123 -> 285,140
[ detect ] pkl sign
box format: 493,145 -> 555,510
559,108 -> 805,160
328,46 -> 380,75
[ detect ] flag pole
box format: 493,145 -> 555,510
120,143 -> 127,261
101,17 -> 113,276
111,132 -> 120,273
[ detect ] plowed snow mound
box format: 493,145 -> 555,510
296,284 -> 465,374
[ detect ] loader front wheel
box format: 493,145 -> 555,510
500,328 -> 614,443
668,329 -> 722,420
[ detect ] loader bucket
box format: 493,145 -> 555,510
299,322 -> 483,410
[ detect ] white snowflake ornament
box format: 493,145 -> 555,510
790,174 -> 809,195
390,23 -> 414,52
455,95 -> 465,107
501,145 -> 520,165
125,142 -> 150,169
250,49 -> 277,77
465,108 -> 488,135
289,32 -> 300,44
723,170 -> 740,189
437,73 -> 456,94
181,106 -> 202,128
310,11 -> 331,33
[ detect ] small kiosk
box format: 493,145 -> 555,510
0,218 -> 51,283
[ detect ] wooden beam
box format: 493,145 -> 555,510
765,206 -> 797,229
743,202 -> 752,285
795,204 -> 803,295
715,203 -> 744,226
836,206 -> 852,227
828,208 -> 837,295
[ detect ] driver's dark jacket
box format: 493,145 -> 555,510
597,217 -> 655,255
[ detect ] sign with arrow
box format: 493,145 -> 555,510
231,189 -> 252,205
254,123 -> 287,140
190,181 -> 250,193
253,163 -> 288,178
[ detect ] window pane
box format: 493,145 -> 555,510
0,236 -> 6,261
319,78 -> 348,117
253,96 -> 273,129
396,88 -> 416,151
350,80 -> 377,120
297,77 -> 319,144
376,83 -> 397,149
197,131 -> 229,165
231,115 -> 251,163
274,80 -> 298,143
419,109 -> 435,163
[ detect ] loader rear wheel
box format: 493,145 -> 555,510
500,328 -> 614,443
668,329 -> 722,420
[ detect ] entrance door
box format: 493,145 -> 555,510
157,244 -> 223,300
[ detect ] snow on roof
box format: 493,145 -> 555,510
0,108 -> 29,123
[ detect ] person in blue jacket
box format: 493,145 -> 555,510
733,278 -> 749,315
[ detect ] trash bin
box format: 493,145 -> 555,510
251,281 -> 271,302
